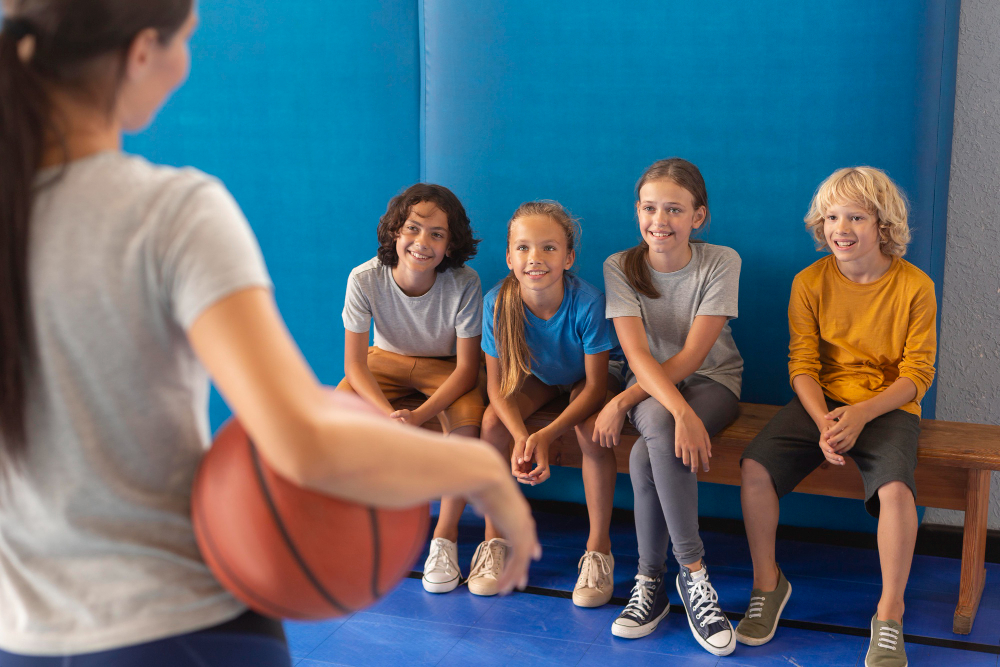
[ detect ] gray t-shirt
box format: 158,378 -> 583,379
604,243 -> 743,398
0,151 -> 271,654
342,258 -> 482,357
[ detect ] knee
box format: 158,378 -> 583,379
629,438 -> 652,475
480,409 -> 507,448
877,481 -> 913,505
741,458 -> 774,490
575,418 -> 603,457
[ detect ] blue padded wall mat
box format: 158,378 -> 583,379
125,0 -> 422,429
422,0 -> 957,415
422,0 -> 959,527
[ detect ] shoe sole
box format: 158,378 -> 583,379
676,576 -> 736,657
734,581 -> 792,647
865,616 -> 907,667
611,605 -> 669,639
572,590 -> 613,608
422,574 -> 460,594
467,580 -> 499,596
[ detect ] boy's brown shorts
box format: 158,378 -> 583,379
741,395 -> 921,518
336,346 -> 487,432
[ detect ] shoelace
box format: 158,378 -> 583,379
622,577 -> 655,620
577,552 -> 611,590
469,541 -> 504,580
746,595 -> 766,619
686,577 -> 726,627
426,540 -> 456,574
877,625 -> 900,650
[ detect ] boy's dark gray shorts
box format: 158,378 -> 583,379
740,396 -> 921,517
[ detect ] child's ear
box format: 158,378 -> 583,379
506,250 -> 513,271
564,249 -> 576,271
693,206 -> 707,229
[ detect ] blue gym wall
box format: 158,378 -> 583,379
125,1 -> 959,533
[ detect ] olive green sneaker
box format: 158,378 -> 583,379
734,566 -> 792,646
865,615 -> 907,667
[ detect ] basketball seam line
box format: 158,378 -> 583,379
249,440 -> 353,615
193,481 -> 308,619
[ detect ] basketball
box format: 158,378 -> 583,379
191,393 -> 430,620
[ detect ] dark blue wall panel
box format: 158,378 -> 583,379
422,0 -> 958,527
125,0 -> 421,428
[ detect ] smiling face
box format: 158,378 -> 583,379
636,178 -> 706,265
393,200 -> 451,277
506,214 -> 575,295
823,201 -> 889,276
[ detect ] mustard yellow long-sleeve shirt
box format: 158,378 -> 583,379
788,255 -> 937,417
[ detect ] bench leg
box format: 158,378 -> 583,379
954,469 -> 990,635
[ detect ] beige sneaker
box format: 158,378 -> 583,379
467,538 -> 509,596
572,551 -> 614,607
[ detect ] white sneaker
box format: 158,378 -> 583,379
467,538 -> 509,596
422,538 -> 460,593
572,551 -> 615,607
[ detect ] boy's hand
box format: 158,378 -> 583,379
593,400 -> 628,448
673,409 -> 712,473
822,404 -> 871,455
514,431 -> 552,485
818,421 -> 846,465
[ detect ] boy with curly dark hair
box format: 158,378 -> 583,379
338,183 -> 485,594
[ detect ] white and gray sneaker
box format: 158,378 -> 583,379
677,562 -> 736,656
611,573 -> 671,639
422,537 -> 461,593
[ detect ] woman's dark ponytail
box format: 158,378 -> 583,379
0,1 -> 191,468
0,17 -> 49,455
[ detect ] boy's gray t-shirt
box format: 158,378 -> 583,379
604,243 -> 743,398
0,151 -> 271,655
342,258 -> 483,357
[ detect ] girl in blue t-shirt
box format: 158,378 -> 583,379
471,201 -> 621,609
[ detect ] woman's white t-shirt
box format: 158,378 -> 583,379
0,151 -> 271,655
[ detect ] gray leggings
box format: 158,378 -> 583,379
628,373 -> 739,575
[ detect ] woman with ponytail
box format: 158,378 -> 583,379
0,3 -> 537,664
473,201 -> 624,609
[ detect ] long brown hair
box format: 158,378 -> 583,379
622,158 -> 710,299
0,0 -> 191,463
495,201 -> 578,398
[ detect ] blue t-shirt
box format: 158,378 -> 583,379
482,273 -> 622,386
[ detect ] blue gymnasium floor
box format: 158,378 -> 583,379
284,503 -> 1000,666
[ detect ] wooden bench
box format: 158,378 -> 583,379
400,396 -> 1000,634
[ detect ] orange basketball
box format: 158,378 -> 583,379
191,393 -> 430,620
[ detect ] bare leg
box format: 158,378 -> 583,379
479,377 -> 559,541
576,412 -> 616,554
741,459 -> 781,591
875,481 -> 917,623
432,424 -> 479,542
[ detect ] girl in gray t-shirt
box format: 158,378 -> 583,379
599,159 -> 743,657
